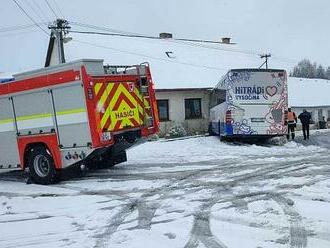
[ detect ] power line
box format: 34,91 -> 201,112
69,22 -> 257,56
70,29 -> 234,45
24,0 -> 48,24
51,0 -> 65,18
0,29 -> 40,38
70,28 -> 293,63
71,21 -> 138,35
11,0 -> 49,35
0,23 -> 47,33
73,39 -> 228,71
169,39 -> 258,57
68,22 -> 298,64
45,0 -> 58,18
31,0 -> 52,22
70,22 -> 258,55
69,22 -> 263,63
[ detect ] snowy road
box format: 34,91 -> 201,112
1,131 -> 330,248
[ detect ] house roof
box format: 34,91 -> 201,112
3,35 -> 330,107
288,77 -> 330,107
0,72 -> 14,83
65,33 -> 292,89
156,87 -> 212,92
0,72 -> 14,79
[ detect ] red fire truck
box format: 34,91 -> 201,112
0,59 -> 159,184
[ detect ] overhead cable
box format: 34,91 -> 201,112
73,39 -> 228,71
11,0 -> 49,35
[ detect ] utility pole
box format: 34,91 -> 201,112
259,53 -> 271,69
45,19 -> 71,67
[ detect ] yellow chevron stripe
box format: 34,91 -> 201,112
99,83 -> 113,109
133,85 -> 151,122
143,98 -> 150,108
105,84 -> 134,118
110,84 -> 136,110
138,105 -> 144,120
133,87 -> 146,123
99,84 -> 114,129
98,83 -> 114,129
94,82 -> 103,95
109,102 -> 135,130
109,84 -> 139,130
95,82 -> 151,131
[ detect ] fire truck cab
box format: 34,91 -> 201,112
0,59 -> 159,184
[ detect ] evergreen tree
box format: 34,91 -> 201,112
291,59 -> 329,79
316,65 -> 325,79
326,66 -> 330,80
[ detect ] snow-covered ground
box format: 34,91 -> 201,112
1,131 -> 330,248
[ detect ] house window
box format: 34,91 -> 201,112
327,110 -> 330,121
185,98 -> 202,119
157,100 -> 169,121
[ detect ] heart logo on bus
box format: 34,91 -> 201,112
266,86 -> 277,97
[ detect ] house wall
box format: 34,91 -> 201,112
156,89 -> 211,136
155,88 -> 330,137
292,106 -> 330,129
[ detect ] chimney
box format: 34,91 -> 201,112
159,32 -> 173,39
221,37 -> 231,44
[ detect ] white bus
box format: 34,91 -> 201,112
209,69 -> 288,141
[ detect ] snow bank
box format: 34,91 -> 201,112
126,136 -> 326,165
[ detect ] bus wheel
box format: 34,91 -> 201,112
27,145 -> 58,185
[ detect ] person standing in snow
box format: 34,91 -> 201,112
319,116 -> 327,129
298,109 -> 312,140
286,108 -> 297,140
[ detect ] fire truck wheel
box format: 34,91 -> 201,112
27,145 -> 58,185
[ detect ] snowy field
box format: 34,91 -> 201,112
1,131 -> 330,248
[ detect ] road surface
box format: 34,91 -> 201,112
1,131 -> 330,248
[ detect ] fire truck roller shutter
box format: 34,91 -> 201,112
13,91 -> 55,136
0,97 -> 20,168
51,83 -> 91,148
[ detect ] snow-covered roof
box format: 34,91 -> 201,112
65,34 -> 292,89
65,36 -> 330,107
0,72 -> 14,83
0,72 -> 13,79
3,36 -> 330,107
288,77 -> 330,107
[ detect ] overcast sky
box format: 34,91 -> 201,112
1,0 -> 330,74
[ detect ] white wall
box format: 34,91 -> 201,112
292,106 -> 330,129
156,89 -> 211,136
155,89 -> 330,137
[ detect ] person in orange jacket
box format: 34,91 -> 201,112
286,108 -> 297,140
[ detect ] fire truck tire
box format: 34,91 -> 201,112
27,145 -> 59,185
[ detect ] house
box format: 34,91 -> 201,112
155,77 -> 330,136
4,32 -> 329,136
156,87 -> 212,136
65,32 -> 285,136
288,77 -> 330,128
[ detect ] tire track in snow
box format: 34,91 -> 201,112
184,211 -> 228,248
184,190 -> 308,248
76,137 -> 329,247
2,137 -> 326,247
270,194 -> 307,248
93,201 -> 138,248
